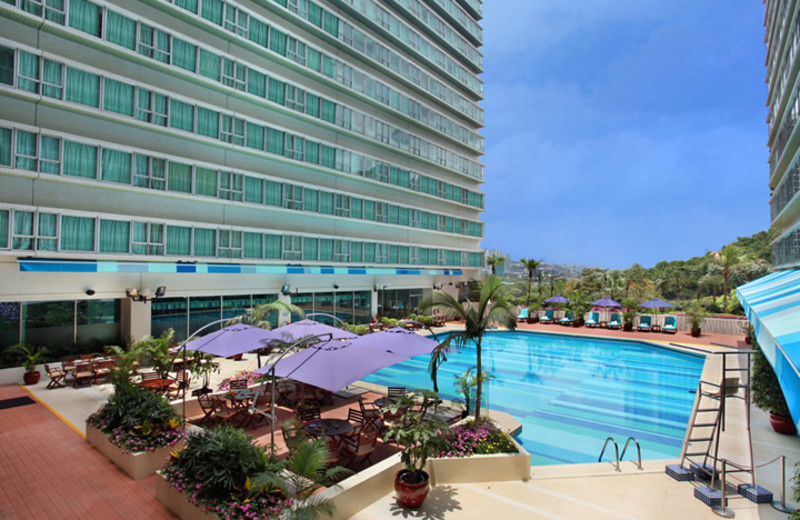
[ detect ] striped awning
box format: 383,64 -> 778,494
737,269 -> 800,429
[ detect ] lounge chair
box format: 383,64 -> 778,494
559,312 -> 574,326
585,312 -> 600,328
637,315 -> 652,332
606,313 -> 621,329
662,316 -> 677,334
517,308 -> 529,321
539,309 -> 555,324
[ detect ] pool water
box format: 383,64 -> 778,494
361,331 -> 705,465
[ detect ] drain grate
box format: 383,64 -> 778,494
0,396 -> 35,410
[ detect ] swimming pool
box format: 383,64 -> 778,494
362,331 -> 705,465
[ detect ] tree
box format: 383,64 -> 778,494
519,258 -> 542,314
711,245 -> 741,313
420,275 -> 516,421
486,254 -> 505,275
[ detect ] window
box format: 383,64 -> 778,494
17,52 -> 40,94
219,171 -> 243,201
36,135 -> 60,174
68,0 -> 100,36
375,203 -> 388,223
283,184 -> 302,210
409,172 -> 420,191
285,85 -> 305,113
138,24 -> 171,63
409,209 -> 420,228
437,215 -> 447,231
12,210 -> 34,249
436,181 -> 446,198
222,59 -> 246,91
375,121 -> 390,144
334,240 -> 349,262
63,141 -> 97,179
61,215 -> 95,251
136,89 -> 168,126
65,68 -> 99,107
334,194 -> 350,217
15,130 -> 37,171
134,154 -> 166,190
284,135 -> 303,161
287,0 -> 308,18
375,244 -> 388,263
218,230 -> 242,258
286,37 -> 306,66
194,228 -> 216,256
132,222 -> 164,255
376,162 -> 389,183
224,4 -> 249,36
221,115 -> 244,145
99,219 -> 130,253
282,235 -> 302,260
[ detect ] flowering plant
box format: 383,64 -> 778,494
87,382 -> 184,453
218,370 -> 264,391
382,390 -> 441,484
433,420 -> 518,458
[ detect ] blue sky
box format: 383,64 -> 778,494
479,1 -> 769,269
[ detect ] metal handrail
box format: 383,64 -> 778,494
620,436 -> 643,470
598,437 -> 620,472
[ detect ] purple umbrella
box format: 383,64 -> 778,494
591,297 -> 621,307
271,319 -> 357,343
640,298 -> 674,309
350,327 -> 443,357
544,295 -> 571,304
183,324 -> 281,357
255,339 -> 408,392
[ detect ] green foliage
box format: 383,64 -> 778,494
4,343 -> 48,373
751,338 -> 791,417
90,381 -> 180,434
453,367 -> 494,415
383,391 -> 442,480
620,298 -> 640,327
567,290 -> 592,324
133,328 -> 175,378
687,302 -> 707,331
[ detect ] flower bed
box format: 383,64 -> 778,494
433,420 -> 519,458
86,423 -> 182,480
217,370 -> 264,391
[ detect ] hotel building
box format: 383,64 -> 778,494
0,0 -> 484,348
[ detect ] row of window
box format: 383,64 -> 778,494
771,151 -> 800,221
1,126 -> 484,237
0,207 -> 484,267
424,0 -> 482,41
772,227 -> 800,268
766,9 -> 800,173
267,0 -> 483,94
4,0 -> 484,128
330,0 -> 481,67
0,47 -> 485,207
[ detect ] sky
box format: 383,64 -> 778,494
479,1 -> 770,269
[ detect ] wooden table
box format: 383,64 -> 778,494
137,378 -> 172,394
303,418 -> 354,438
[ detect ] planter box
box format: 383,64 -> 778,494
155,471 -> 218,520
86,424 -> 182,480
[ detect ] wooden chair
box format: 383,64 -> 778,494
229,378 -> 249,390
196,393 -> 216,426
348,408 -> 365,427
92,359 -> 115,385
296,402 -> 321,423
280,420 -> 307,455
245,392 -> 275,429
139,370 -> 159,382
210,395 -> 240,426
387,387 -> 407,401
340,427 -> 380,469
44,364 -> 66,389
314,386 -> 335,407
166,371 -> 190,400
357,395 -> 383,431
72,362 -> 94,388
275,379 -> 295,407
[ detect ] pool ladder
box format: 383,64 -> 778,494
598,436 -> 643,472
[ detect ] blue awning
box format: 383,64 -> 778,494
737,269 -> 800,430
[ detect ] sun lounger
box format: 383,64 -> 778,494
606,313 -> 621,329
539,309 -> 555,324
662,316 -> 677,333
637,315 -> 652,331
559,312 -> 574,326
517,308 -> 529,321
585,312 -> 600,328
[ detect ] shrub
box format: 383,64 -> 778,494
433,420 -> 518,458
86,382 -> 184,453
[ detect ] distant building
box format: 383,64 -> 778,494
0,0 -> 484,346
737,2 -> 800,430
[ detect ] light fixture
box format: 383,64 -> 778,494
433,283 -> 443,290
125,286 -> 166,302
281,284 -> 292,296
85,289 -> 96,296
333,284 -> 339,289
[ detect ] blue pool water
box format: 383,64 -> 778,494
362,331 -> 705,465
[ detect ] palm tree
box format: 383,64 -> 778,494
711,245 -> 740,313
235,301 -> 305,329
519,258 -> 542,314
420,275 -> 516,420
486,254 -> 505,275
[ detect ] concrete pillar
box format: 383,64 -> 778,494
121,298 -> 152,342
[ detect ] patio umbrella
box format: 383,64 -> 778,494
640,298 -> 675,326
544,295 -> 571,304
591,297 -> 621,307
349,327 -> 443,357
182,324 -> 281,358
270,319 -> 357,343
255,338 -> 409,392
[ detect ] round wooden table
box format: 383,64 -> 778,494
303,418 -> 354,438
137,378 -> 172,394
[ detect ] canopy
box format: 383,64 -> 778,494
640,298 -> 675,309
544,295 -> 570,303
270,319 -> 357,343
737,269 -> 800,430
182,324 -> 280,357
349,327 -> 442,357
591,297 -> 620,307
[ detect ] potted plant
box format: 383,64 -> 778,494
621,298 -> 639,332
568,290 -> 591,327
687,302 -> 707,337
751,338 -> 796,435
4,343 -> 48,385
742,321 -> 754,344
383,391 -> 442,509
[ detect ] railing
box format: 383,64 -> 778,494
621,437 -> 643,470
598,437 -> 620,472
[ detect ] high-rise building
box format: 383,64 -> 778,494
737,1 -> 800,429
0,0 -> 484,346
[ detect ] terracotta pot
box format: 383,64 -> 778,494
623,323 -> 633,332
690,328 -> 701,337
768,413 -> 797,435
744,335 -> 752,344
23,371 -> 41,385
394,469 -> 430,509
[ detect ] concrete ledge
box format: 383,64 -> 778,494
155,471 -> 217,520
86,423 -> 181,480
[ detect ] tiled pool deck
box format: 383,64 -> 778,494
2,323 -> 799,519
